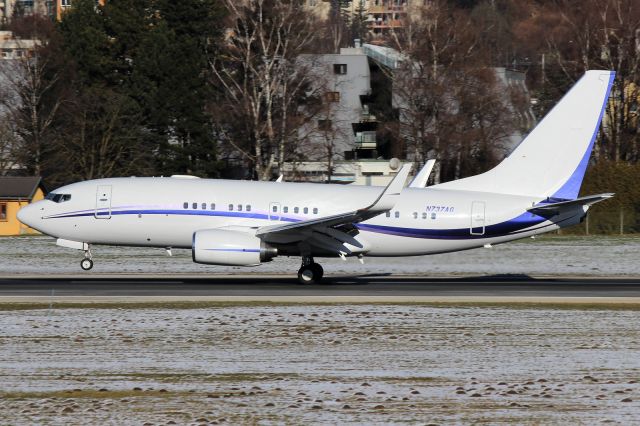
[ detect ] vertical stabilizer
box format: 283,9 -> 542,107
434,70 -> 615,198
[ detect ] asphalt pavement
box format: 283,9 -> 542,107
1,274 -> 640,298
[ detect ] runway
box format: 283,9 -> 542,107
1,275 -> 640,302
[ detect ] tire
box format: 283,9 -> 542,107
297,265 -> 318,284
80,258 -> 93,271
311,263 -> 324,281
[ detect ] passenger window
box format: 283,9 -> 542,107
211,203 -> 216,210
313,208 -> 318,214
283,206 -> 288,213
202,203 -> 206,210
192,202 -> 197,209
183,202 -> 188,209
385,211 -> 390,217
422,212 -> 427,219
303,207 -> 308,214
413,212 -> 418,219
272,205 -> 278,213
229,204 -> 234,211
394,211 -> 400,218
431,213 -> 436,220
238,204 -> 243,211
246,205 -> 251,212
294,207 -> 299,214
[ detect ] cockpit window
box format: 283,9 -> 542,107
45,193 -> 71,203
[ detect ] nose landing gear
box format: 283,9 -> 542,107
297,256 -> 324,284
80,246 -> 93,271
80,258 -> 93,270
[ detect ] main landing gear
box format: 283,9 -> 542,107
80,245 -> 93,271
297,256 -> 324,285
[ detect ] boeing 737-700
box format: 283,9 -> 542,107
18,70 -> 615,284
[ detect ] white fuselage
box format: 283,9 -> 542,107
19,177 -> 585,258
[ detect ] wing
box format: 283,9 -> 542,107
256,164 -> 412,255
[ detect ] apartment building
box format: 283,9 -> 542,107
1,0 -> 102,23
0,30 -> 36,59
304,0 -> 427,37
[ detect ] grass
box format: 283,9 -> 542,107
0,389 -> 188,400
90,372 -> 301,383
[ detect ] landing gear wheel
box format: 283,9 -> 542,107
80,258 -> 93,271
311,263 -> 324,281
298,263 -> 322,285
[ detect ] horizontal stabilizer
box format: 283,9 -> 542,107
527,193 -> 614,215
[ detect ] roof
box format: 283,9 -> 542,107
0,176 -> 44,200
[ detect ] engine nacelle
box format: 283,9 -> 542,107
192,229 -> 277,266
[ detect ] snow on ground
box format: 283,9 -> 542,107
1,235 -> 639,276
1,304 -> 639,424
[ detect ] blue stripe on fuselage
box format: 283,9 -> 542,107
45,207 -> 555,240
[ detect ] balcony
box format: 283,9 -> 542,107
370,19 -> 404,29
355,131 -> 377,149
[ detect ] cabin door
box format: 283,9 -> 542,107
269,202 -> 281,221
470,201 -> 486,235
95,185 -> 112,219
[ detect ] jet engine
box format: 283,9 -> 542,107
192,229 -> 277,266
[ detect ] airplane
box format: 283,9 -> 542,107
18,70 -> 615,284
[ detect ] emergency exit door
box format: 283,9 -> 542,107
95,185 -> 112,219
470,201 -> 486,235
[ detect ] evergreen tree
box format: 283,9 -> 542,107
145,0 -> 224,176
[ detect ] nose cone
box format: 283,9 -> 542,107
17,203 -> 38,228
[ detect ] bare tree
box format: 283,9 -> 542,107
51,89 -> 151,183
515,0 -> 640,163
0,113 -> 20,175
0,37 -> 61,177
385,1 -> 513,183
211,0 -> 319,180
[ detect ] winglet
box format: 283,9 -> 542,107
362,163 -> 412,213
409,159 -> 435,188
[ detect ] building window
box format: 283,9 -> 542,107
325,91 -> 340,102
0,203 -> 7,221
333,64 -> 347,75
318,119 -> 332,131
61,0 -> 71,6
